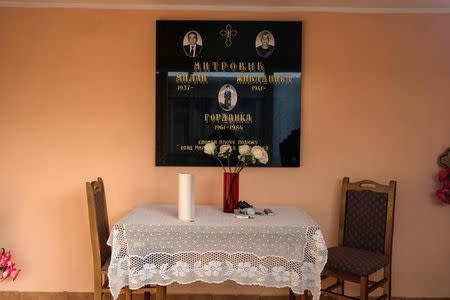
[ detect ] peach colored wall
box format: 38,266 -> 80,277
0,7 -> 449,297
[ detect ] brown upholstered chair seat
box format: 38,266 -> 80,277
326,246 -> 390,276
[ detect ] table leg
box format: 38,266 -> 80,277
299,290 -> 310,300
156,285 -> 167,300
289,288 -> 296,300
124,286 -> 132,300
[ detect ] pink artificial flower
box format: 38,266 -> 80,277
2,263 -> 20,281
437,168 -> 450,182
0,251 -> 11,269
11,268 -> 21,281
0,249 -> 20,281
437,188 -> 450,204
6,260 -> 13,268
2,268 -> 11,281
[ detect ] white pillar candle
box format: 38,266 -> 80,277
178,173 -> 194,221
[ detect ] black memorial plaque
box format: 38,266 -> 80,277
156,21 -> 302,167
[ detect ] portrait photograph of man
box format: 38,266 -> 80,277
183,30 -> 203,58
255,30 -> 275,58
218,84 -> 238,112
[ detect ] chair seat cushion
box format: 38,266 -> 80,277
325,246 -> 390,276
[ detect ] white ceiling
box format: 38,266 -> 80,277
1,0 -> 450,12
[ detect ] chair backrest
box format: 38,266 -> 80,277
338,177 -> 396,256
86,177 -> 111,272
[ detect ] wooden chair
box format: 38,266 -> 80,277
86,177 -> 167,300
321,177 -> 397,300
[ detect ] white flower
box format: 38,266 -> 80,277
271,266 -> 290,282
251,146 -> 269,164
259,149 -> 269,164
203,261 -> 222,277
203,142 -> 216,155
219,144 -> 232,155
237,262 -> 257,278
171,261 -> 190,277
138,263 -> 157,280
238,145 -> 251,156
251,146 -> 264,159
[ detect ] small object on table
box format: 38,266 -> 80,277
246,208 -> 256,215
264,208 -> 274,216
233,208 -> 240,215
238,201 -> 253,209
235,214 -> 249,219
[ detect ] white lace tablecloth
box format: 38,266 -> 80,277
107,205 -> 327,299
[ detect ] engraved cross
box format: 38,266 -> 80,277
220,24 -> 238,48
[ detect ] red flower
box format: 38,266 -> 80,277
444,180 -> 450,189
437,168 -> 450,182
437,188 -> 450,204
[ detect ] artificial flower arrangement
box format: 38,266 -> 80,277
437,167 -> 450,205
203,142 -> 269,172
0,248 -> 20,281
436,148 -> 450,205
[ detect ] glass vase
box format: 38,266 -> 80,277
223,172 -> 239,213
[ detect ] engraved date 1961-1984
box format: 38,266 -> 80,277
214,124 -> 243,131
